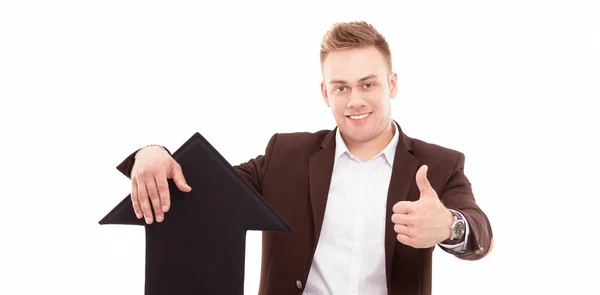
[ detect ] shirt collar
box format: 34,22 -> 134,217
334,122 -> 399,166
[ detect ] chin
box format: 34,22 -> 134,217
340,125 -> 379,143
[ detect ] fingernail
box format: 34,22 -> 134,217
162,205 -> 168,212
145,217 -> 152,224
136,213 -> 142,219
156,215 -> 163,222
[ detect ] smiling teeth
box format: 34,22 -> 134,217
350,113 -> 370,120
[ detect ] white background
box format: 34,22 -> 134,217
1,1 -> 599,294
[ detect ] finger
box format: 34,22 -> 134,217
145,177 -> 163,223
416,165 -> 434,196
392,201 -> 415,214
136,178 -> 153,224
171,163 -> 192,192
391,213 -> 412,226
154,171 -> 170,213
131,180 -> 142,219
393,224 -> 413,236
396,234 -> 414,247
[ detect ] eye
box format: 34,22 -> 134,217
363,83 -> 374,89
334,86 -> 347,92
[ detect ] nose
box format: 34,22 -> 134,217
346,91 -> 366,109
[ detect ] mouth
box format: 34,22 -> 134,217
346,112 -> 373,120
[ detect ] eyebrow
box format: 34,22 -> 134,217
328,74 -> 378,85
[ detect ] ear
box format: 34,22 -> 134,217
389,72 -> 398,99
321,81 -> 330,107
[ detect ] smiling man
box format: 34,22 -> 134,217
119,21 -> 493,295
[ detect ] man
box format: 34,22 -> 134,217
117,21 -> 493,295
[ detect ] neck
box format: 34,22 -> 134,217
345,122 -> 395,161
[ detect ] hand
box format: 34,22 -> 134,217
391,165 -> 453,248
131,146 -> 192,224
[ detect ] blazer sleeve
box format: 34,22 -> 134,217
233,133 -> 278,194
439,152 -> 494,260
115,135 -> 279,195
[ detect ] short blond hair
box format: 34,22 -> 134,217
320,21 -> 392,71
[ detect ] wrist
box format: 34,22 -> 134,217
135,144 -> 167,159
443,209 -> 454,241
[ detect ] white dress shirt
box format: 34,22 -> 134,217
302,125 -> 469,295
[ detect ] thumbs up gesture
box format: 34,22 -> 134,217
391,165 -> 454,248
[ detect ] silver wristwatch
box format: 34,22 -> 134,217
449,211 -> 466,241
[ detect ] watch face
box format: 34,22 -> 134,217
454,220 -> 465,239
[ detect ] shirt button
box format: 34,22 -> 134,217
296,280 -> 303,290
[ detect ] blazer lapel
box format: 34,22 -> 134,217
308,129 -> 336,252
384,124 -> 419,290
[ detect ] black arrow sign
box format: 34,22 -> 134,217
99,132 -> 293,295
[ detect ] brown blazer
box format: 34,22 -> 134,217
118,123 -> 493,295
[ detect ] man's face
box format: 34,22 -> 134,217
321,46 -> 398,144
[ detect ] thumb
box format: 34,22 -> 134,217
171,163 -> 192,192
416,165 -> 434,196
